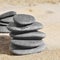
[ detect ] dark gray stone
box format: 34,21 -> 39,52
11,31 -> 45,40
6,14 -> 46,55
9,43 -> 46,55
0,26 -> 9,32
13,14 -> 35,26
0,17 -> 14,23
7,22 -> 43,32
0,11 -> 16,19
11,39 -> 44,48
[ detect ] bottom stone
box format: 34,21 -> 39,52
0,26 -> 9,33
9,43 -> 46,55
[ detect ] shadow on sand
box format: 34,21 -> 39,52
0,35 -> 13,55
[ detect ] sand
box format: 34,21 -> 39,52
0,3 -> 60,60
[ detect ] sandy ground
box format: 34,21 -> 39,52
0,3 -> 60,60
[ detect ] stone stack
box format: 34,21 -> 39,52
0,11 -> 16,32
7,14 -> 46,55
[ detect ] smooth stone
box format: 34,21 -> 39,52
0,20 -> 9,24
0,17 -> 13,23
11,39 -> 44,47
7,22 -> 43,32
10,43 -> 37,49
0,22 -> 8,26
11,31 -> 45,40
0,11 -> 16,19
13,14 -> 35,26
10,43 -> 46,55
0,26 -> 9,32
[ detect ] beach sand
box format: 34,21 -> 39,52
0,3 -> 60,60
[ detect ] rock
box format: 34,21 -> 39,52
10,43 -> 37,49
11,31 -> 45,40
0,11 -> 16,19
0,26 -> 9,32
0,20 -> 10,24
10,43 -> 46,55
6,14 -> 46,55
0,11 -> 16,33
13,14 -> 35,26
0,22 -> 8,26
11,39 -> 44,48
0,17 -> 14,23
7,22 -> 43,32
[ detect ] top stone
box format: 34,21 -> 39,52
13,14 -> 35,26
0,11 -> 16,19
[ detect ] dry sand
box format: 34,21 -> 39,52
0,3 -> 60,60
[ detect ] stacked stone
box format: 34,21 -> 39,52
7,14 -> 46,55
0,11 -> 16,32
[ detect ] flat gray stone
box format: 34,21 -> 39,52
0,22 -> 8,26
11,31 -> 45,40
10,43 -> 46,55
7,22 -> 43,32
0,20 -> 9,24
13,14 -> 35,26
11,39 -> 44,48
0,26 -> 9,32
0,11 -> 16,19
0,17 -> 13,23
